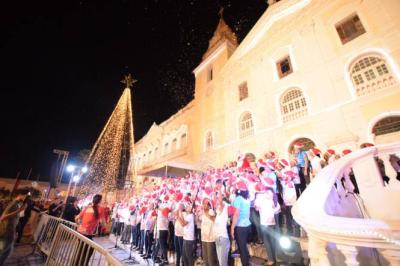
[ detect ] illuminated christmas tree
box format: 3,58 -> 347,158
79,75 -> 135,195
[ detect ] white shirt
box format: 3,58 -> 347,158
281,181 -> 297,206
213,204 -> 229,239
201,210 -> 215,242
311,156 -> 322,178
183,212 -> 195,241
291,167 -> 300,184
157,210 -> 169,231
254,193 -> 280,226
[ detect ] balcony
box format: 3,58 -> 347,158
292,143 -> 400,265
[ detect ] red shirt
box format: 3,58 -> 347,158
77,205 -> 105,235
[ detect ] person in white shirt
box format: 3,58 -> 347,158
309,148 -> 323,180
174,203 -> 184,266
156,203 -> 170,264
201,198 -> 218,266
213,192 -> 230,266
178,202 -> 195,266
254,186 -> 280,266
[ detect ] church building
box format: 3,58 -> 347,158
133,0 -> 400,187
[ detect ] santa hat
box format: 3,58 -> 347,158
255,182 -> 266,192
311,148 -> 321,156
175,192 -> 183,201
161,207 -> 170,217
327,149 -> 335,155
342,149 -> 352,155
279,159 -> 289,167
361,143 -> 374,148
294,141 -> 304,148
264,151 -> 276,158
263,177 -> 275,187
236,180 -> 248,191
256,159 -> 268,169
266,161 -> 275,171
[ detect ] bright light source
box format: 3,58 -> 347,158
66,165 -> 76,172
279,236 -> 292,250
73,175 -> 80,182
81,166 -> 88,173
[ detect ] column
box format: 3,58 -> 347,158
380,249 -> 400,266
336,244 -> 359,266
308,236 -> 330,266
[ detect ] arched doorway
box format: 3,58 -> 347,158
288,137 -> 316,154
372,115 -> 400,144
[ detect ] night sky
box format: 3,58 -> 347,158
0,0 -> 267,180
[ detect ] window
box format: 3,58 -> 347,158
149,151 -> 152,161
207,66 -> 213,82
239,82 -> 249,101
172,138 -> 177,151
281,88 -> 308,122
336,14 -> 366,44
164,143 -> 169,155
372,116 -> 400,136
180,133 -> 187,148
155,147 -> 159,158
239,112 -> 254,139
205,131 -> 213,150
276,56 -> 293,78
350,54 -> 396,96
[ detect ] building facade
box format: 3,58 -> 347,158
133,0 -> 400,187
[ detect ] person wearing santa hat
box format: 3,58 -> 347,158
213,191 -> 230,266
199,197 -> 217,266
174,203 -> 185,266
155,201 -> 170,264
292,142 -> 310,193
309,148 -> 324,180
177,202 -> 196,266
254,186 -> 280,266
231,181 -> 251,266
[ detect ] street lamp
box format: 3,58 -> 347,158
66,164 -> 76,172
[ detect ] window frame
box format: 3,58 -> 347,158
276,55 -> 293,79
238,81 -> 249,101
335,13 -> 366,45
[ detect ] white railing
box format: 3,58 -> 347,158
45,224 -> 123,266
292,143 -> 400,266
34,214 -> 78,256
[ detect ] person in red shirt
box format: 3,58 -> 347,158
75,194 -> 104,265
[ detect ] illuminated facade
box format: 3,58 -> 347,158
133,0 -> 400,186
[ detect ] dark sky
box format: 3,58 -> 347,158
0,0 -> 267,180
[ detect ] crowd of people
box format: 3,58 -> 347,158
0,141 -> 399,265
106,142 -> 389,266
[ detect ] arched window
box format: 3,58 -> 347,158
239,112 -> 254,139
205,131 -> 213,150
155,147 -> 159,158
350,53 -> 397,96
372,116 -> 400,136
281,88 -> 308,123
180,133 -> 187,148
148,151 -> 152,161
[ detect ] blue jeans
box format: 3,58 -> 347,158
215,236 -> 230,266
234,226 -> 251,266
260,225 -> 276,262
174,235 -> 183,266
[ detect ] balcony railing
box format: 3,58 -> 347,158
292,143 -> 400,265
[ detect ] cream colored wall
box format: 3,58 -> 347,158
134,0 -> 400,173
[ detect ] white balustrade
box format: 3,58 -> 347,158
292,143 -> 400,265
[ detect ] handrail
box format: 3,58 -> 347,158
45,224 -> 123,266
292,143 -> 400,249
34,213 -> 78,256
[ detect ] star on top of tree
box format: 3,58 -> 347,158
121,74 -> 137,89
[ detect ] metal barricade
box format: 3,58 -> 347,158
45,224 -> 122,266
34,214 -> 78,256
